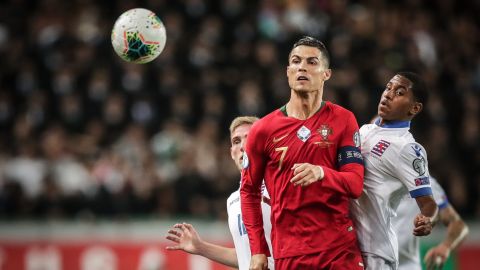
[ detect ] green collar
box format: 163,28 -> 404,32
280,101 -> 326,117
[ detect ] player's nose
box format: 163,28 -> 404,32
240,140 -> 246,152
383,89 -> 393,100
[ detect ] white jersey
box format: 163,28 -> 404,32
394,177 -> 448,270
227,184 -> 274,270
351,120 -> 433,267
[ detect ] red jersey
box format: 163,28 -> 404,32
240,101 -> 364,259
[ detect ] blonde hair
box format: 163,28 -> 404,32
229,116 -> 259,135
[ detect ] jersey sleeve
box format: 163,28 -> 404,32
321,111 -> 365,198
393,142 -> 433,198
239,122 -> 270,256
430,177 -> 449,209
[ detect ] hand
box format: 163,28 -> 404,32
165,223 -> 202,254
290,163 -> 324,187
413,214 -> 434,236
424,243 -> 450,270
250,254 -> 268,270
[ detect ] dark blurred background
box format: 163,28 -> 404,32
0,0 -> 479,222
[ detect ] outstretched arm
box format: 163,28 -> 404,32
424,206 -> 469,270
166,223 -> 238,268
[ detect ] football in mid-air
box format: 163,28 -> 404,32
111,8 -> 167,64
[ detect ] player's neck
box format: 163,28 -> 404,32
287,89 -> 323,120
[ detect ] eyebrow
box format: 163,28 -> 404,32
386,80 -> 413,90
290,55 -> 320,61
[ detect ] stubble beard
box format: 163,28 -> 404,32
292,87 -> 320,99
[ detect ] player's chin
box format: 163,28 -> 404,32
377,108 -> 389,118
293,87 -> 314,93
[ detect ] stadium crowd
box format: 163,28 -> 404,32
0,0 -> 479,221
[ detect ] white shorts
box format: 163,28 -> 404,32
362,253 -> 396,270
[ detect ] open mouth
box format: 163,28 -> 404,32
297,76 -> 309,81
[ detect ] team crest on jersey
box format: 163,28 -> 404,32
412,157 -> 426,175
297,125 -> 311,142
353,131 -> 361,147
318,124 -> 332,140
314,124 -> 333,147
242,152 -> 249,168
371,140 -> 391,157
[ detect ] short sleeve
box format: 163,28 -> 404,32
430,177 -> 449,209
393,142 -> 432,198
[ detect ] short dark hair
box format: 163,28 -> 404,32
290,36 -> 330,68
396,71 -> 429,106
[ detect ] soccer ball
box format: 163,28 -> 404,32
111,8 -> 167,64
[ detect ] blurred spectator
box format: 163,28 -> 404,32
0,0 -> 479,221
3,141 -> 46,199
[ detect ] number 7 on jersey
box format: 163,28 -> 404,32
275,146 -> 288,169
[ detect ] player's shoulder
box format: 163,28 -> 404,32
360,123 -> 375,133
326,102 -> 355,117
251,109 -> 283,133
261,108 -> 284,121
226,190 -> 240,208
396,141 -> 428,166
398,139 -> 426,154
379,128 -> 418,150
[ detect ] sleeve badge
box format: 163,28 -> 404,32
353,131 -> 361,148
242,152 -> 249,169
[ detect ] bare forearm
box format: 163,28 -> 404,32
414,195 -> 439,236
417,196 -> 439,222
421,202 -> 437,217
443,219 -> 469,251
196,241 -> 238,267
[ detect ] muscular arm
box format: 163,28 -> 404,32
438,205 -> 469,251
413,195 -> 438,236
166,223 -> 238,267
423,205 -> 469,269
416,195 -> 438,218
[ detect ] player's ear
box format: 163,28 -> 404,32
409,102 -> 423,116
230,146 -> 235,161
323,68 -> 332,81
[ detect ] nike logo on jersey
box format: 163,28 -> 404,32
272,134 -> 288,143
